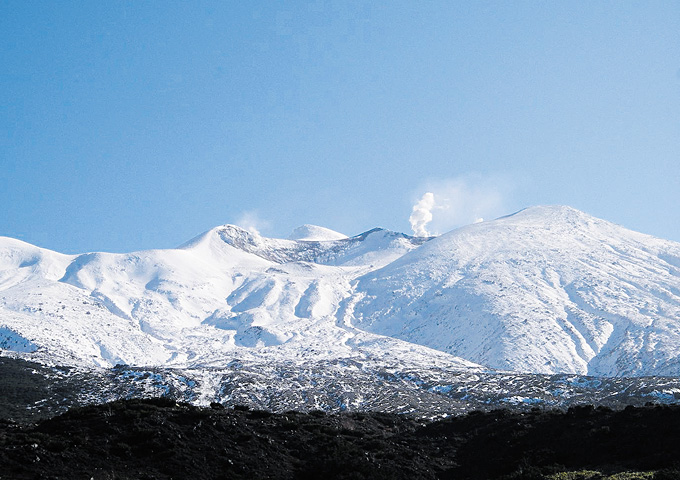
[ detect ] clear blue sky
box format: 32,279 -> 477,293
1,1 -> 679,253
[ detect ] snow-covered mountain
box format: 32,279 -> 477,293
1,206 -> 680,378
0,223 -> 455,373
351,206 -> 680,376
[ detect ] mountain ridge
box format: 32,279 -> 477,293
1,205 -> 679,378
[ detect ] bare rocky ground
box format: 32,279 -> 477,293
4,356 -> 680,424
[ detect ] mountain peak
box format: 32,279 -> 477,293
352,204 -> 680,376
4,205 -> 680,377
505,204 -> 592,220
288,225 -> 348,242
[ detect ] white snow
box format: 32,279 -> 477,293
1,205 -> 680,377
288,225 -> 348,241
351,206 -> 680,376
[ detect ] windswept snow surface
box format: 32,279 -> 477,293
1,205 -> 680,377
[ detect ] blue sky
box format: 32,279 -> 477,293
1,1 -> 679,253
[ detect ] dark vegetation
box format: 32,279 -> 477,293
1,399 -> 680,479
0,357 -> 53,418
0,357 -> 78,422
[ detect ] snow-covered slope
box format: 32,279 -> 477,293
351,206 -> 680,376
1,206 -> 680,377
0,225 -> 458,372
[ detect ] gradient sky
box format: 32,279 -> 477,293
1,1 -> 679,253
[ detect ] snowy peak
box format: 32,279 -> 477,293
352,205 -> 680,376
499,204 -> 597,224
288,225 -> 348,241
1,205 -> 680,377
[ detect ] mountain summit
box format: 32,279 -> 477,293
1,206 -> 679,377
288,224 -> 348,241
352,206 -> 680,376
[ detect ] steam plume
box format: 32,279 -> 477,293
409,192 -> 436,237
409,174 -> 513,235
236,211 -> 270,236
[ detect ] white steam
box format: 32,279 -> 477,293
409,192 -> 436,237
235,211 -> 270,236
410,174 -> 514,235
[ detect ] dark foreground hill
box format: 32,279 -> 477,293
2,399 -> 680,479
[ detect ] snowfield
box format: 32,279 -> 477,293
1,205 -> 679,378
